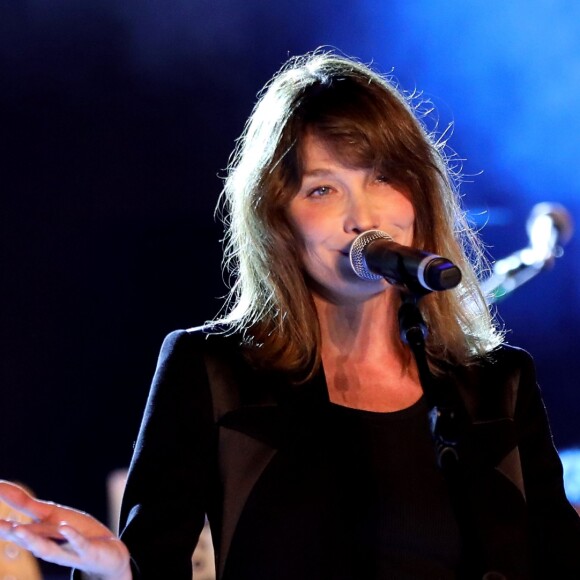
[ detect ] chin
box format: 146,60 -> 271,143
318,279 -> 391,305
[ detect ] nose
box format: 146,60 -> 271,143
343,191 -> 379,234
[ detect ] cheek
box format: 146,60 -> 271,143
290,219 -> 334,276
398,195 -> 415,223
288,204 -> 331,248
395,197 -> 416,241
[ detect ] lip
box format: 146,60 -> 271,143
340,243 -> 355,256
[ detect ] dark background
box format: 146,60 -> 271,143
2,2 -> 580,575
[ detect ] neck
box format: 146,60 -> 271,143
313,288 -> 407,363
313,288 -> 422,411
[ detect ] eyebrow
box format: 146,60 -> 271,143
301,168 -> 339,178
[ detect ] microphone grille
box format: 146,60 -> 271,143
349,229 -> 393,280
526,202 -> 574,247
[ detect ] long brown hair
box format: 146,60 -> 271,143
212,50 -> 502,379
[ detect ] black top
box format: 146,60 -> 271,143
111,330 -> 580,580
225,396 -> 461,579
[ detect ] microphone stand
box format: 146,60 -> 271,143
399,293 -> 489,576
398,294 -> 462,470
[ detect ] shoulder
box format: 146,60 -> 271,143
451,344 -> 538,420
483,343 -> 534,369
461,343 -> 536,384
144,327 -> 247,418
157,324 -> 244,362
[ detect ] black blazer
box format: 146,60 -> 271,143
117,329 -> 580,579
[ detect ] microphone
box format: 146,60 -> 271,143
481,202 -> 573,303
349,230 -> 462,293
526,202 -> 573,254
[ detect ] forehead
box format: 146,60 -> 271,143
300,133 -> 337,168
298,131 -> 371,176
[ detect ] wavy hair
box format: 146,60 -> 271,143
211,50 -> 502,380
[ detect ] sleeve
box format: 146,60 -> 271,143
118,330 -> 216,579
513,349 -> 580,576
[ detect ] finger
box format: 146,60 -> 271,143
59,524 -> 94,553
0,481 -> 54,521
7,522 -> 129,575
4,521 -> 67,541
0,482 -> 97,531
59,524 -> 129,574
62,524 -> 131,565
7,525 -> 84,568
0,519 -> 18,539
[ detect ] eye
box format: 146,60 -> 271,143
375,174 -> 390,183
307,185 -> 334,198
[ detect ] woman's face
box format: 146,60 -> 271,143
287,132 -> 416,304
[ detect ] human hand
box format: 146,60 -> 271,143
0,480 -> 131,580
